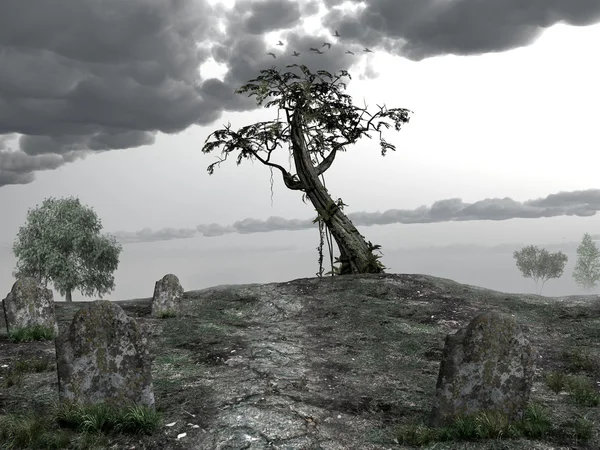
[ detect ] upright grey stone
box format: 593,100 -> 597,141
55,300 -> 154,409
2,277 -> 58,336
429,310 -> 535,427
151,273 -> 184,317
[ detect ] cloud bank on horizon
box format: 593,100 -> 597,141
108,188 -> 600,244
1,0 -> 599,187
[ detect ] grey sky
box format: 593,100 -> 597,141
1,0 -> 599,185
1,0 -> 600,301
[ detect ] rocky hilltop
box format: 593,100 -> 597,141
1,273 -> 599,449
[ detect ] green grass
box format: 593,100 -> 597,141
8,325 -> 56,342
57,402 -> 161,435
391,403 -> 577,447
0,402 -> 161,449
388,368 -> 600,448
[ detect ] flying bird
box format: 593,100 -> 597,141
310,48 -> 324,54
267,52 -> 276,58
309,47 -> 319,52
334,30 -> 340,37
277,40 -> 284,46
322,42 -> 331,49
363,47 -> 373,53
292,51 -> 300,57
345,50 -> 354,55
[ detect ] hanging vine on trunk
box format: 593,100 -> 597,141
316,218 -> 325,277
309,195 -> 387,276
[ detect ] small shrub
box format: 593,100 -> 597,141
8,325 -> 55,343
545,370 -> 567,393
557,416 -> 595,444
571,417 -> 595,443
565,375 -> 600,407
156,310 -> 178,319
562,348 -> 597,373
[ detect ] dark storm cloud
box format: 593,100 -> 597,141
105,189 -> 600,243
0,0 -> 357,186
1,0 -> 599,187
321,0 -> 600,61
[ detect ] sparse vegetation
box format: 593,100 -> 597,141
1,354 -> 55,388
2,274 -> 600,449
562,348 -> 598,373
565,375 -> 600,407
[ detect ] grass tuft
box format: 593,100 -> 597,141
8,325 -> 56,342
393,403 -> 553,446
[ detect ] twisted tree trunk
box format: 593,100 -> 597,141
290,109 -> 384,275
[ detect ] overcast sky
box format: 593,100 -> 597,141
1,0 -> 600,301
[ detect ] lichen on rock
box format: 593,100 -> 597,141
429,309 -> 535,427
55,300 -> 155,409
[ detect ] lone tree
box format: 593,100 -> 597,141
202,64 -> 412,276
12,196 -> 122,302
572,232 -> 600,290
513,245 -> 568,295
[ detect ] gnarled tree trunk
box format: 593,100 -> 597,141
290,109 -> 384,275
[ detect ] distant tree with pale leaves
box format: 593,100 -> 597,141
513,245 -> 568,295
572,232 -> 600,290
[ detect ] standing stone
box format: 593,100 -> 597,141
151,273 -> 184,317
55,300 -> 154,409
429,310 -> 535,427
2,277 -> 58,336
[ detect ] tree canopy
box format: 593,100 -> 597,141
572,232 -> 600,290
513,245 -> 568,295
12,196 -> 122,302
204,65 -> 411,184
